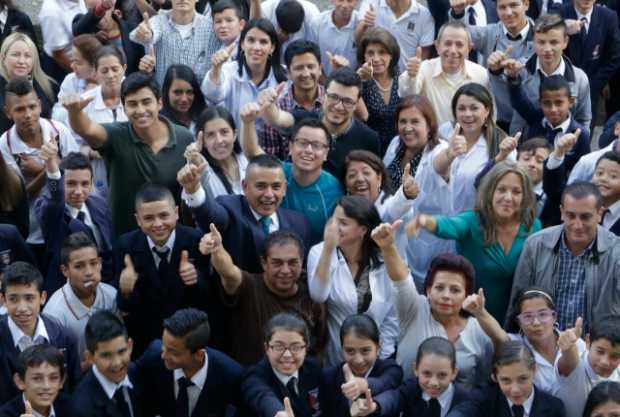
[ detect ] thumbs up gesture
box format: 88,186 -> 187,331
370,220 -> 403,249
447,123 -> 467,159
199,223 -> 223,255
497,132 -> 521,161
327,51 -> 350,71
139,46 -> 156,73
20,400 -> 34,417
39,134 -> 60,174
554,128 -> 581,158
211,43 -> 236,75
357,60 -> 374,81
406,47 -> 424,79
462,288 -> 486,317
350,389 -> 377,417
558,317 -> 583,352
119,255 -> 138,298
362,4 -> 376,28
401,162 -> 419,200
62,93 -> 95,114
275,397 -> 295,417
341,363 -> 369,401
136,12 -> 154,43
179,250 -> 198,286
450,0 -> 467,15
487,45 -> 513,73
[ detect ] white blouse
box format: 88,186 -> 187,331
199,153 -> 248,198
307,242 -> 399,366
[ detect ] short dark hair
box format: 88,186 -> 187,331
5,76 -> 35,98
94,45 -> 127,68
596,151 -> 620,168
326,67 -> 362,98
163,308 -> 211,353
1,261 -> 43,294
518,137 -> 553,155
85,310 -> 128,353
289,118 -> 332,150
424,253 -> 476,296
275,0 -> 304,35
262,230 -> 305,260
506,287 -> 556,333
357,27 -> 400,78
60,152 -> 93,175
561,181 -> 603,208
247,153 -> 283,171
534,13 -> 567,35
416,336 -> 457,370
121,72 -> 160,104
264,312 -> 309,345
60,232 -> 98,266
135,183 -> 176,211
589,317 -> 620,346
339,314 -> 380,346
583,381 -> 620,417
539,74 -> 571,99
16,344 -> 65,380
493,340 -> 536,374
343,150 -> 394,197
284,39 -> 321,68
72,34 -> 103,67
212,0 -> 246,20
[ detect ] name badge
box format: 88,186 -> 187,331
407,21 -> 415,32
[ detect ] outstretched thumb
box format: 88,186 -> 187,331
415,46 -> 422,60
180,250 -> 189,264
343,363 -> 354,382
513,131 -> 522,143
403,162 -> 412,179
452,122 -> 462,138
209,222 -> 219,236
574,128 -> 582,139
124,254 -> 134,270
24,400 -> 32,415
142,12 -> 151,26
283,397 -> 294,417
504,44 -> 513,57
575,317 -> 583,338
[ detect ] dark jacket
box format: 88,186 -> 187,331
0,8 -> 37,47
0,392 -> 71,417
0,223 -> 35,274
476,384 -> 565,417
70,368 -> 142,417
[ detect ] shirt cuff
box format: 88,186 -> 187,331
546,154 -> 564,170
182,186 -> 206,208
47,170 -> 61,180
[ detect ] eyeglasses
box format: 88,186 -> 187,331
268,343 -> 306,354
517,309 -> 556,325
326,92 -> 357,109
294,138 -> 329,151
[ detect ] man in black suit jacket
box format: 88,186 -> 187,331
135,309 -> 243,417
115,183 -> 209,358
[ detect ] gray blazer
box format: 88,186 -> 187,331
509,225 -> 620,327
509,55 -> 592,134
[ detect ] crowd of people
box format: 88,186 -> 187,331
0,0 -> 619,415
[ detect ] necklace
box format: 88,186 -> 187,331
374,77 -> 393,93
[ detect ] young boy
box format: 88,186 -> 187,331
43,232 -> 118,361
509,74 -> 590,173
0,345 -> 70,417
71,310 -> 138,417
556,317 -> 620,417
0,262 -> 80,404
592,151 -> 620,235
211,0 -> 245,50
516,138 -> 556,225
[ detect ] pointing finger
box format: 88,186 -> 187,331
415,46 -> 422,60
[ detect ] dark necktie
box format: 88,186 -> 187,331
176,376 -> 194,417
426,397 -> 441,417
114,387 -> 132,417
580,17 -> 588,42
259,216 -> 272,236
512,404 -> 525,417
546,127 -> 563,145
467,8 -> 478,62
76,211 -> 96,244
506,32 -> 522,41
153,247 -> 170,276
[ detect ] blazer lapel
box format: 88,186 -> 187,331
135,233 -> 162,289
241,199 -> 266,252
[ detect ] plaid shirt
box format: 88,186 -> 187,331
130,11 -> 222,87
260,82 -> 324,160
555,233 -> 594,330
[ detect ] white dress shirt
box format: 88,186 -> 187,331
92,365 -> 135,417
147,230 -> 176,268
575,8 -> 594,32
7,316 -> 50,352
602,200 -> 620,230
308,9 -> 360,75
173,353 -> 208,416
38,0 -> 86,55
507,388 -> 535,417
200,153 -> 248,198
422,383 -> 455,417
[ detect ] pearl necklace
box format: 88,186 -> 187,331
374,77 -> 393,93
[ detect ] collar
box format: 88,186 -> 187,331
147,229 -> 176,253
165,9 -> 198,28
533,181 -> 543,197
0,7 -> 7,27
326,116 -> 355,139
327,9 -> 357,30
507,388 -> 535,415
7,316 -> 49,348
248,206 -> 279,226
8,119 -> 56,149
89,86 -> 123,111
273,368 -> 299,388
559,229 -> 596,257
422,383 -> 455,412
285,82 -> 324,109
470,0 -> 485,15
542,115 -> 571,133
502,21 -> 530,40
23,393 -> 56,417
575,7 -> 593,22
92,365 -> 133,400
536,57 -> 565,77
67,203 -> 87,219
605,199 -> 620,220
378,0 -> 420,19
173,351 -> 208,391
130,116 -> 177,148
526,55 -> 576,81
61,282 -> 100,320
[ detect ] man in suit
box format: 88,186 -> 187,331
135,308 -> 243,417
0,262 -> 81,404
559,0 -> 620,122
36,141 -> 114,293
0,224 -> 35,275
71,310 -> 140,417
179,153 -> 312,274
115,183 -> 209,358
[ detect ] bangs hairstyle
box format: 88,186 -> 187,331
416,336 -> 457,370
517,137 -> 553,154
343,150 -> 394,199
60,152 -> 93,175
162,64 -> 206,121
339,314 -> 380,346
493,340 -> 536,374
283,39 -> 321,68
424,253 -> 476,296
395,95 -> 439,150
337,195 -> 383,270
589,317 -> 620,346
72,34 -> 103,67
289,118 -> 332,150
85,310 -> 128,353
94,45 -> 127,68
121,71 -> 160,104
357,27 -> 400,78
505,287 -> 556,333
583,381 -> 620,417
237,19 -> 287,83
60,232 -> 98,266
533,13 -> 567,35
476,161 -> 536,246
211,0 -> 247,20
263,312 -> 309,345
163,308 -> 211,352
596,150 -> 620,168
16,344 -> 66,380
1,261 -> 43,294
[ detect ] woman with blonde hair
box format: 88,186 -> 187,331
0,32 -> 57,132
407,161 -> 541,323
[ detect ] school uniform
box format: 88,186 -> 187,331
242,357 -> 322,417
0,224 -> 35,274
477,383 -> 565,417
602,200 -> 620,236
0,392 -> 71,417
373,379 -> 479,417
114,224 -> 210,358
318,359 -> 403,417
0,315 -> 81,404
71,366 -> 141,417
134,340 -> 243,417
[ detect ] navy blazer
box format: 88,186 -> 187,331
318,359 -> 403,417
373,378 -> 479,417
0,8 -> 37,49
477,384 -> 565,417
0,224 -> 35,273
0,315 -> 81,404
114,224 -> 210,357
70,367 -> 142,417
528,0 -> 563,18
35,175 -> 114,293
242,357 -> 322,417
560,4 -> 620,95
0,392 -> 71,417
192,194 -> 312,274
135,340 -> 242,417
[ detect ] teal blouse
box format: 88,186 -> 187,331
435,210 -> 541,323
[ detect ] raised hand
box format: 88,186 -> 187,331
62,94 -> 95,114
406,47 -> 424,79
341,363 -> 369,401
184,132 -> 207,165
402,162 -> 419,199
179,250 -> 198,286
405,214 -> 428,238
18,153 -> 44,177
135,12 -> 154,43
119,255 -> 138,297
447,123 -> 467,159
199,223 -> 223,255
370,220 -> 403,249
139,46 -> 156,73
362,4 -> 375,28
565,19 -> 584,35
323,216 -> 339,250
487,45 -> 513,73
327,51 -> 350,71
274,397 -> 295,417
503,58 -> 524,79
350,389 -> 377,417
450,0 -> 467,15
554,128 -> 581,158
20,400 -> 34,417
240,102 -> 263,124
497,132 -> 521,160
558,317 -> 583,352
462,288 -> 486,317
211,43 -> 236,73
356,60 -> 374,81
177,151 -> 207,194
39,134 -> 60,173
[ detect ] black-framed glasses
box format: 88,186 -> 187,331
268,343 -> 307,354
326,92 -> 357,109
294,138 -> 329,151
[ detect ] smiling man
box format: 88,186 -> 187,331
63,72 -> 194,236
